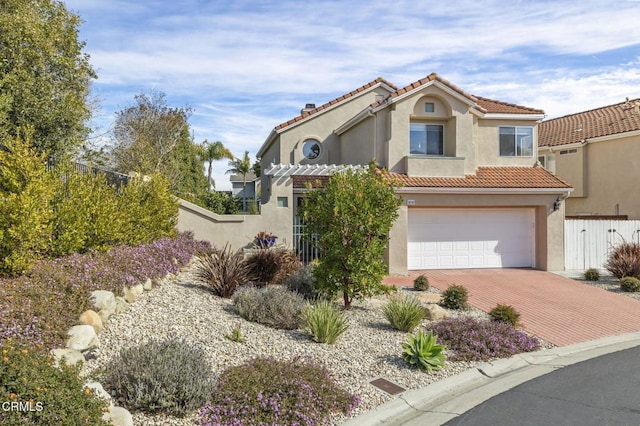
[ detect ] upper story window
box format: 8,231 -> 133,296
499,126 -> 533,157
302,139 -> 321,160
410,123 -> 443,155
424,102 -> 435,113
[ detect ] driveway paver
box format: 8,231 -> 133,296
384,268 -> 640,346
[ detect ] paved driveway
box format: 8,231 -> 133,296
384,269 -> 640,346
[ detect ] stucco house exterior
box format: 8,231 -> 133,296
252,73 -> 572,275
538,98 -> 640,219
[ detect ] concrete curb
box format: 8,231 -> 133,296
343,332 -> 640,426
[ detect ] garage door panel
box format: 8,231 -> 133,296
408,208 -> 534,270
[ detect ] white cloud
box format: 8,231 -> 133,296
61,0 -> 640,189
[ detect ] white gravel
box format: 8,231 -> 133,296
85,265 -> 547,425
574,273 -> 640,301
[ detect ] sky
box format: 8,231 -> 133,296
62,0 -> 640,190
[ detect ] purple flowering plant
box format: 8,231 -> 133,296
199,357 -> 359,426
0,232 -> 210,349
428,316 -> 539,361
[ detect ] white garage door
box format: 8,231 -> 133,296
408,208 -> 534,270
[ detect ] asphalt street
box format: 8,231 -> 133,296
444,345 -> 640,426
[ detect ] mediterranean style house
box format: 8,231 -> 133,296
538,98 -> 640,219
178,73 -> 573,274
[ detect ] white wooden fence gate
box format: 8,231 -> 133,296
565,219 -> 640,270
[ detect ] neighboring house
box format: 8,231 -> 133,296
253,73 -> 572,274
230,173 -> 258,200
538,98 -> 640,219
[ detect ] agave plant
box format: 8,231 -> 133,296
402,329 -> 446,372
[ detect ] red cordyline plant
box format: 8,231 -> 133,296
604,242 -> 640,279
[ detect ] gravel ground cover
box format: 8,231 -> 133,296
574,272 -> 640,301
86,266 -> 549,425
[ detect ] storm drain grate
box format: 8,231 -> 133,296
369,377 -> 406,395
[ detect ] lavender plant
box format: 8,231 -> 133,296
199,357 -> 359,426
428,317 -> 539,361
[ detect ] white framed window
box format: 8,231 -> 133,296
410,123 -> 444,155
559,149 -> 577,155
499,126 -> 533,157
424,102 -> 435,113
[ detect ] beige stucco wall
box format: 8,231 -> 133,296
386,192 -> 566,274
385,88 -> 475,175
177,176 -> 295,251
555,136 -> 640,218
542,145 -> 586,198
475,119 -> 539,167
340,115 -> 376,166
276,87 -> 391,167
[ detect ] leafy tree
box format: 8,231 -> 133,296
198,140 -> 234,190
0,130 -> 56,275
226,150 -> 251,212
0,0 -> 96,157
252,159 -> 261,178
111,90 -> 207,196
301,164 -> 401,309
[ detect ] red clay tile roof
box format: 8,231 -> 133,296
387,166 -> 571,189
292,175 -> 331,189
370,73 -> 544,115
370,73 -> 476,109
539,98 -> 640,148
274,77 -> 397,131
473,96 -> 544,115
293,166 -> 571,189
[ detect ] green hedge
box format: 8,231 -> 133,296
0,133 -> 179,276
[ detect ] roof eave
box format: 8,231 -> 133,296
395,187 -> 573,194
372,80 -> 477,113
256,128 -> 278,159
479,113 -> 546,121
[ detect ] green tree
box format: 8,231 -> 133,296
226,150 -> 251,212
198,140 -> 234,190
0,0 -> 96,157
301,165 -> 401,309
252,159 -> 261,178
0,130 -> 56,275
111,90 -> 207,197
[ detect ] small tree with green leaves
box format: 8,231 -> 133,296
301,164 -> 401,309
226,150 -> 251,212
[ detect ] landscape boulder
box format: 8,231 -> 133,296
79,310 -> 103,334
66,325 -> 99,352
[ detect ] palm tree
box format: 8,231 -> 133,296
198,140 -> 234,190
226,150 -> 252,212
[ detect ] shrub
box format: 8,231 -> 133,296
489,304 -> 521,326
285,263 -> 319,300
0,133 -> 55,276
402,329 -> 446,372
233,286 -> 305,330
619,277 -> 640,292
50,169 -> 125,256
194,245 -> 252,297
102,338 -> 215,416
605,242 -> 640,279
199,357 -> 359,425
118,174 -> 179,246
428,317 -> 539,361
583,268 -> 600,281
302,300 -> 348,344
413,274 -> 429,291
244,247 -> 302,286
440,284 -> 469,310
0,341 -> 109,425
383,295 -> 425,332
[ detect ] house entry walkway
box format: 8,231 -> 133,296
383,269 -> 640,346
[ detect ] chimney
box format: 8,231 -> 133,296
301,103 -> 316,115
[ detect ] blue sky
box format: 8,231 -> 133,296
62,0 -> 640,190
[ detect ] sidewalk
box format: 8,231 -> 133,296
343,332 -> 640,425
